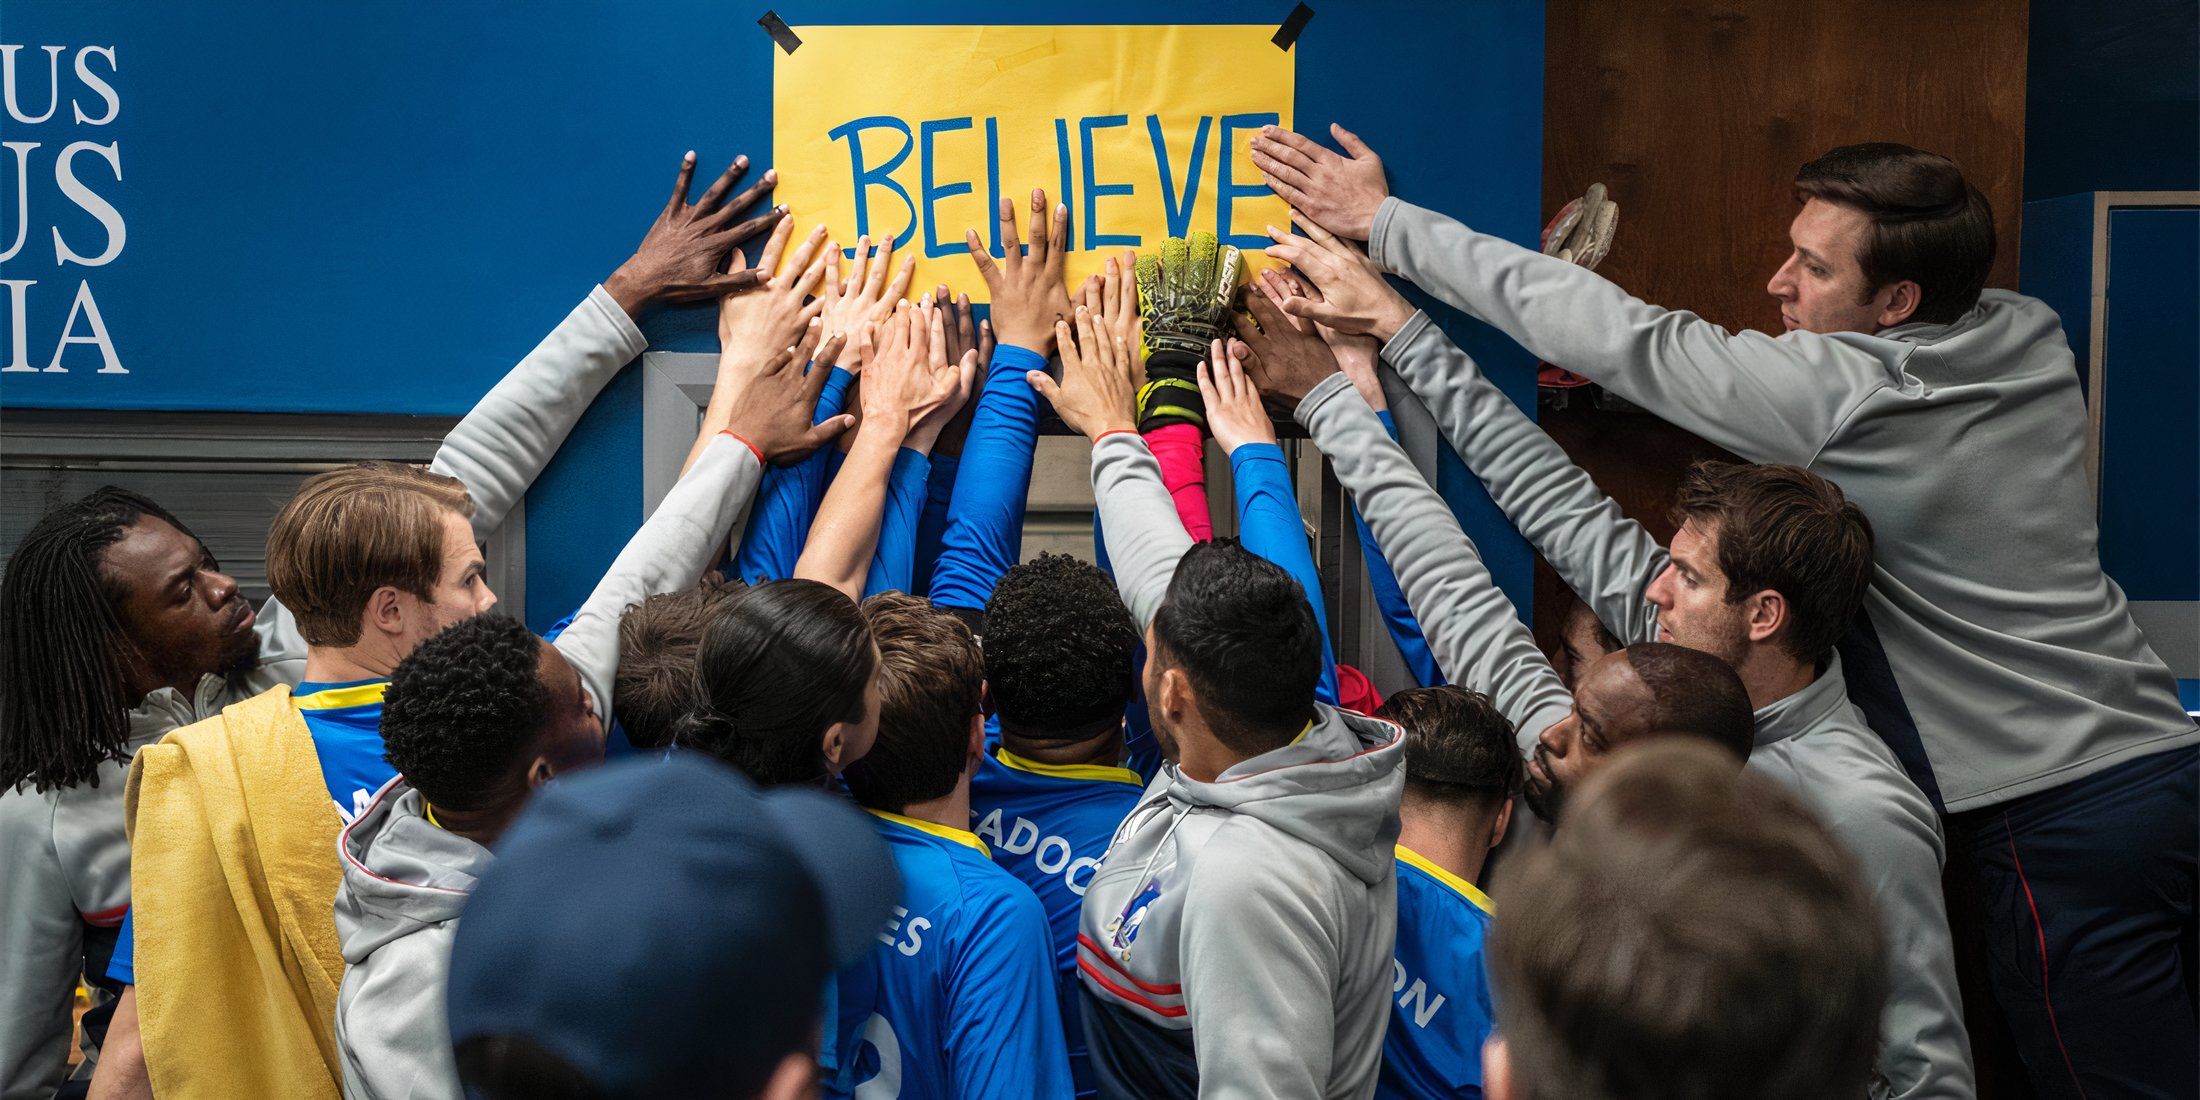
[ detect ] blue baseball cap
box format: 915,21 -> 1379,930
445,753 -> 897,1097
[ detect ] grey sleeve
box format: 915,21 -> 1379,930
429,285 -> 648,539
1367,198 -> 1890,466
335,934 -> 463,1100
1090,433 -> 1195,630
1830,796 -> 1976,1100
551,434 -> 763,723
1297,374 -> 1574,747
1381,311 -> 1669,644
0,800 -> 79,1100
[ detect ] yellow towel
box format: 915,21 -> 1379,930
124,685 -> 346,1099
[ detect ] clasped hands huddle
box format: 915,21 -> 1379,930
643,119 -> 1416,468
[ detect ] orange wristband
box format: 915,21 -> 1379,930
719,429 -> 765,464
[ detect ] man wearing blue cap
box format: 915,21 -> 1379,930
444,752 -> 898,1099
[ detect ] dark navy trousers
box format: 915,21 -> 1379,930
1951,744 -> 2197,1100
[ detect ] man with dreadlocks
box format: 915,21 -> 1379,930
0,151 -> 791,1100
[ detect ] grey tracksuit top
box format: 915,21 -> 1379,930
1369,197 -> 2196,813
1081,433 -> 1405,1100
0,286 -> 687,1099
1369,318 -> 1976,1100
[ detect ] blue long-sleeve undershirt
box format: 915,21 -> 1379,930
728,365 -> 855,584
926,345 -> 1050,612
863,447 -> 932,598
913,452 -> 959,596
1229,442 -> 1342,706
1352,410 -> 1444,687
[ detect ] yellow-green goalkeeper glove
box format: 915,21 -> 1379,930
1135,232 -> 1243,432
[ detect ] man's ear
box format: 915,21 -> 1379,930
1483,1034 -> 1517,1100
1876,280 -> 1921,328
1157,666 -> 1191,721
821,723 -> 849,776
1489,798 -> 1514,852
366,585 -> 408,640
965,711 -> 987,774
1744,589 -> 1788,648
526,756 -> 556,790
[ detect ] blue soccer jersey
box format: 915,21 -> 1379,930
109,677 -> 397,985
1379,846 -> 1499,1100
969,744 -> 1150,1098
833,809 -> 1074,1100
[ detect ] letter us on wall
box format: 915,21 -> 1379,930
772,24 -> 1294,296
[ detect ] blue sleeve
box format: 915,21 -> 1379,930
947,885 -> 1075,1099
1353,410 -> 1446,687
108,907 -> 135,985
926,345 -> 1050,611
728,366 -> 855,585
862,448 -> 932,598
912,452 -> 958,597
1229,443 -> 1341,705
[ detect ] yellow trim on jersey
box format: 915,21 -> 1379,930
995,747 -> 1144,787
1289,719 -> 1314,746
292,681 -> 390,711
1396,845 -> 1494,915
866,808 -> 991,857
423,802 -> 444,830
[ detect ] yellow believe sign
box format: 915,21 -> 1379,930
772,24 -> 1294,302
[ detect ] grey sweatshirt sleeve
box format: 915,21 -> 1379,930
1297,374 -> 1574,747
335,926 -> 462,1100
1381,311 -> 1669,644
550,433 -> 763,722
1090,432 -> 1196,630
0,799 -> 78,1100
1367,198 -> 1893,466
429,285 -> 647,539
1820,785 -> 1974,1100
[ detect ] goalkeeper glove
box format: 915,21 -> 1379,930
1135,232 -> 1242,433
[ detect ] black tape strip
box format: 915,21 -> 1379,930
1272,3 -> 1313,50
759,11 -> 802,54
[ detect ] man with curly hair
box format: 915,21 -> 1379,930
333,612 -> 602,1100
967,552 -> 1150,1098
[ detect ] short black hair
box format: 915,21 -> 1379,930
1377,686 -> 1522,807
1151,539 -> 1321,756
675,580 -> 875,787
845,594 -> 983,813
382,612 -> 549,812
983,553 -> 1138,740
1622,643 -> 1757,764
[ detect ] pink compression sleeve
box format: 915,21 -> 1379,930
1143,423 -> 1213,542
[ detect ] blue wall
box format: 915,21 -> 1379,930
2026,0 -> 2199,199
2,2 -> 1545,629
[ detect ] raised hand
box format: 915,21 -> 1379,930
864,299 -> 978,441
1261,213 -> 1417,341
1031,306 -> 1137,440
607,151 -> 787,317
966,188 -> 1073,352
717,322 -> 857,464
1198,339 -> 1278,454
1232,285 -> 1345,406
1081,249 -> 1147,390
1249,124 -> 1389,242
717,219 -> 831,366
905,299 -> 983,455
1256,269 -> 1386,411
929,285 -> 993,457
818,235 -> 917,370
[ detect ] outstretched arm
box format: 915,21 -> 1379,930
554,326 -> 853,718
1034,310 -> 1189,629
927,190 -> 1074,611
798,301 -> 977,599
435,152 -> 785,537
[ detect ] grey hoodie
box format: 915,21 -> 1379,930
331,419 -> 764,1100
1080,433 -> 1406,1100
1368,198 -> 2196,812
0,284 -> 655,1098
1371,320 -> 1975,1100
334,782 -> 484,1100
